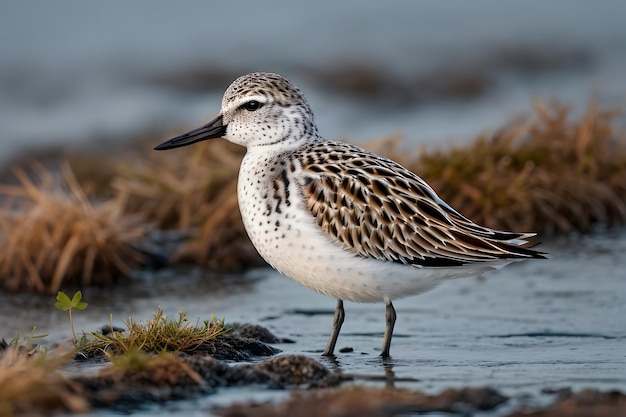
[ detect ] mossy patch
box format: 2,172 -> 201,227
79,308 -> 233,357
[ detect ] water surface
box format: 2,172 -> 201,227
1,232 -> 624,415
1,1 -> 626,162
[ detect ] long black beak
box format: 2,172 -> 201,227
154,115 -> 226,150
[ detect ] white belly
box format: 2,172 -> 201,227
237,151 -> 491,303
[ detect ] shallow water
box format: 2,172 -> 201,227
1,231 -> 625,415
2,1 -> 626,163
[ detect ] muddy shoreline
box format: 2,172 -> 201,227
1,231 -> 625,415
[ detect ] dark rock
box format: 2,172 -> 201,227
73,353 -> 342,409
99,324 -> 125,335
73,354 -> 215,409
196,335 -> 281,360
254,355 -> 343,388
231,323 -> 295,344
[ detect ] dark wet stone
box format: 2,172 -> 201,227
175,355 -> 274,388
222,362 -> 278,387
192,354 -> 344,390
73,355 -> 215,409
231,323 -> 295,344
79,377 -> 214,410
216,386 -> 508,417
196,335 -> 281,360
98,324 -> 125,335
254,355 -> 344,388
506,389 -> 626,417
339,347 -> 354,353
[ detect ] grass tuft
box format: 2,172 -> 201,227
380,101 -> 626,234
80,307 -> 232,357
0,347 -> 89,416
172,191 -> 263,270
2,101 -> 625,283
0,163 -> 147,294
112,140 -> 243,229
111,139 -> 260,270
97,349 -> 205,387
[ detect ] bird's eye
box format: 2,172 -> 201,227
243,100 -> 262,111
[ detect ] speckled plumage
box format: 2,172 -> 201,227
155,72 -> 545,357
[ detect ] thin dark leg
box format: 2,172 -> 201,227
322,299 -> 345,356
381,298 -> 396,357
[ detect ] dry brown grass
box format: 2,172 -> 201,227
0,347 -> 89,416
112,101 -> 626,271
173,191 -> 263,270
0,164 -> 147,294
2,101 -> 624,285
111,139 -> 260,270
112,140 -> 243,229
65,151 -> 120,196
379,101 -> 626,234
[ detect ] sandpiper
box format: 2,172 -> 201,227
155,72 -> 545,357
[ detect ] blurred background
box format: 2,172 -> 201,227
1,4 -> 626,410
1,0 -> 625,163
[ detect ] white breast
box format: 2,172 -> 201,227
237,150 -> 494,303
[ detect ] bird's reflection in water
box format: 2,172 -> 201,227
319,354 -> 405,389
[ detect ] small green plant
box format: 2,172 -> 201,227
8,327 -> 48,351
54,290 -> 88,345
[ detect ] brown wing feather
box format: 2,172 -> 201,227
298,141 -> 544,267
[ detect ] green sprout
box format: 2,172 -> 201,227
54,291 -> 88,345
8,327 -> 48,353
